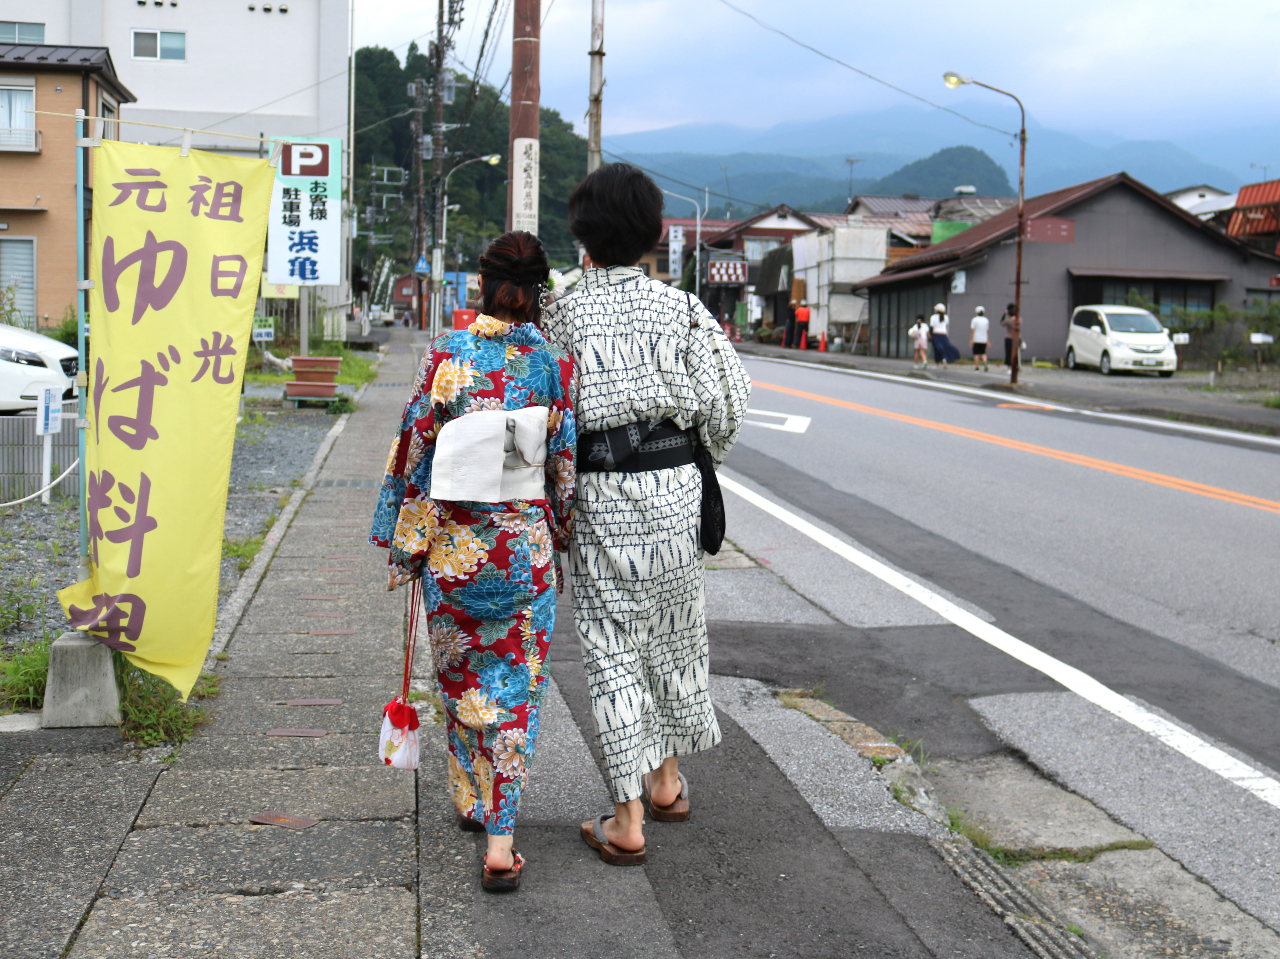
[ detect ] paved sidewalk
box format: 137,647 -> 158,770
736,341 -> 1280,436
5,328 -> 1074,958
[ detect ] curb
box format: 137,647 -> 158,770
203,378 -> 373,671
777,689 -> 1100,959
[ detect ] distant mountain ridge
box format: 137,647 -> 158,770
603,103 -> 1241,197
617,146 -> 1014,216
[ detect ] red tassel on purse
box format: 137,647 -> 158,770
380,577 -> 423,769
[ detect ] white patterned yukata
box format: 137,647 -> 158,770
542,266 -> 751,802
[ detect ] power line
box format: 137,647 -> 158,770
602,149 -> 769,212
713,0 -> 1016,138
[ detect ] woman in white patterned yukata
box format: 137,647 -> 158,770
542,164 -> 751,865
370,231 -> 577,892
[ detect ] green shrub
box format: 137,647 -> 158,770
114,652 -> 215,746
0,634 -> 52,711
1264,394 -> 1280,410
49,307 -> 80,347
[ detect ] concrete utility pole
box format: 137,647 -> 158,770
508,0 -> 540,232
411,78 -> 427,330
587,0 -> 604,173
429,0 -> 448,335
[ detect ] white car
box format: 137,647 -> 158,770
0,324 -> 79,413
1064,304 -> 1176,377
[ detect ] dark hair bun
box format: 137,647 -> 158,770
478,231 -> 551,325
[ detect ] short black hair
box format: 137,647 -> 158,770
568,163 -> 664,267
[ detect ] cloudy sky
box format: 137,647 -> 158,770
354,0 -> 1280,142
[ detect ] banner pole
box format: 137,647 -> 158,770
74,108 -> 89,575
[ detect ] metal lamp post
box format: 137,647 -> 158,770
662,189 -> 701,300
435,151 -> 504,327
944,71 -> 1026,384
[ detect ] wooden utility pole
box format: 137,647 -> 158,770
507,0 -> 540,233
428,0 -> 448,334
587,0 -> 604,173
410,78 -> 427,330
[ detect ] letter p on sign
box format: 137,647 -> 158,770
285,143 -> 329,177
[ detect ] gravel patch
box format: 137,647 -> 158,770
0,410 -> 334,657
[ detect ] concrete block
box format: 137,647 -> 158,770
41,632 -> 121,728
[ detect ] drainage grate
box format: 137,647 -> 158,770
933,841 -> 1101,959
372,382 -> 411,388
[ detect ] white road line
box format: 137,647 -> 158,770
744,408 -> 811,433
743,354 -> 1280,450
720,474 -> 1280,810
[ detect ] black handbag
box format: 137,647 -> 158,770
686,294 -> 725,556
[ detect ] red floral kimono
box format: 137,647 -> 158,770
370,315 -> 577,834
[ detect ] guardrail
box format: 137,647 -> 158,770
0,403 -> 79,501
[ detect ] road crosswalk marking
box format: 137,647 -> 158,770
720,474 -> 1280,811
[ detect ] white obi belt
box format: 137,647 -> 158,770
429,406 -> 549,503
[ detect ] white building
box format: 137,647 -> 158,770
789,223 -> 890,341
2,2 -> 350,156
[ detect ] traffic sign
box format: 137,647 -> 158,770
414,255 -> 430,276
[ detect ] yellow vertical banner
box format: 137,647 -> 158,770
58,141 -> 274,698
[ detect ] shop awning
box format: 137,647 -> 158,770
1067,267 -> 1231,281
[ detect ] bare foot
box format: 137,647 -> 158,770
647,758 -> 681,807
486,835 -> 516,871
583,799 -> 645,852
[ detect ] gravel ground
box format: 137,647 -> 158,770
0,409 -> 335,657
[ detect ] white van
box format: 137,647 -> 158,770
1064,305 -> 1176,377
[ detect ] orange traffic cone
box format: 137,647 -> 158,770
798,330 -> 807,350
818,331 -> 828,352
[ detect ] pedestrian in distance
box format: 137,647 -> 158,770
369,231 -> 578,893
970,305 -> 990,372
908,314 -> 931,369
929,302 -> 960,367
401,308 -> 412,328
1000,302 -> 1018,367
543,163 -> 751,867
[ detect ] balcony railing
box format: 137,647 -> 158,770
0,128 -> 42,152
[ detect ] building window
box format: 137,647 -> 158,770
0,238 -> 37,331
99,98 -> 118,140
0,85 -> 36,151
1096,279 -> 1213,315
744,237 -> 780,262
0,22 -> 45,44
638,262 -> 651,277
657,257 -> 670,275
133,30 -> 186,60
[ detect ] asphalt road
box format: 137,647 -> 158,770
718,355 -> 1280,925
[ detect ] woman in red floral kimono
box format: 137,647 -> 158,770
369,231 -> 576,892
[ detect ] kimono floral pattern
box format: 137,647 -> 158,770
370,316 -> 577,835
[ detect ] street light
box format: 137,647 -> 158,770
944,71 -> 1027,384
434,153 -> 501,330
661,189 -> 702,300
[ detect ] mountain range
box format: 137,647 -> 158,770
603,103 -> 1246,208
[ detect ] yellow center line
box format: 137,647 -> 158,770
753,381 -> 1280,515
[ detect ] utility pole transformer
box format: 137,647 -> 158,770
508,0 -> 540,234
587,0 -> 604,174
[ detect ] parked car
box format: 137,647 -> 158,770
0,324 -> 78,413
1064,305 -> 1176,377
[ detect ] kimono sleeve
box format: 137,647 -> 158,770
369,344 -> 443,588
686,298 -> 751,468
544,352 -> 578,553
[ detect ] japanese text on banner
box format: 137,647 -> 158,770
58,141 -> 274,698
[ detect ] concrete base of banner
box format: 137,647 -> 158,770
41,632 -> 121,728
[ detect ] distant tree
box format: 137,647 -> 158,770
353,45 -> 586,273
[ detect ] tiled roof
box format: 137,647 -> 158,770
849,194 -> 938,215
0,44 -> 136,102
854,211 -> 934,238
1227,181 -> 1280,238
858,172 -> 1273,290
932,196 -> 1017,223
